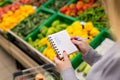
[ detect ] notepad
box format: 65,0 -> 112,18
48,30 -> 78,59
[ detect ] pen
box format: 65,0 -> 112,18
74,37 -> 89,41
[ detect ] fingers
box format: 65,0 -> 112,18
54,56 -> 61,64
71,39 -> 82,46
62,51 -> 69,61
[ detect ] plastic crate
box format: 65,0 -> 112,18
58,0 -> 77,18
25,14 -> 85,69
13,64 -> 61,80
71,53 -> 83,69
42,0 -> 73,13
25,13 -> 75,41
90,29 -> 113,49
12,8 -> 55,39
58,0 -> 99,19
58,0 -> 109,30
0,0 -> 12,7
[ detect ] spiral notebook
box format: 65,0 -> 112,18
48,30 -> 78,59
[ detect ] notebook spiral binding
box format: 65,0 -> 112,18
48,36 -> 60,54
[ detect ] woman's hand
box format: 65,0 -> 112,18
71,37 -> 90,55
54,51 -> 72,73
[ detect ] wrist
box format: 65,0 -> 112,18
60,66 -> 72,73
81,47 -> 90,56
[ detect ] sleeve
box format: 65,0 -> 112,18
61,68 -> 78,80
101,55 -> 120,80
82,47 -> 102,66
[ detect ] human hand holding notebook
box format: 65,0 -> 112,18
48,30 -> 78,59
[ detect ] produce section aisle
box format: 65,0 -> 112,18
0,47 -> 16,80
0,0 -> 110,80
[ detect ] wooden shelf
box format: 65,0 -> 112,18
0,34 -> 39,68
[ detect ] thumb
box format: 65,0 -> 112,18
62,51 -> 69,61
71,39 -> 82,47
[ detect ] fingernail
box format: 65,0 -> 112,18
70,38 -> 73,40
63,50 -> 66,52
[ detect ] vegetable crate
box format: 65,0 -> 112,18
13,64 -> 61,80
25,13 -> 82,69
25,13 -> 76,41
6,13 -> 76,68
25,13 -> 102,69
42,0 -> 73,13
90,29 -> 113,49
59,0 -> 109,30
6,8 -> 56,65
11,7 -> 55,39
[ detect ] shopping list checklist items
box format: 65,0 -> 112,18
48,30 -> 78,59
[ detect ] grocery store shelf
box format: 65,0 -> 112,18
0,34 -> 39,68
8,31 -> 55,65
0,47 -> 17,80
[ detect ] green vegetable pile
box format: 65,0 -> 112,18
12,12 -> 51,38
47,0 -> 69,11
27,20 -> 68,50
79,6 -> 109,29
40,20 -> 68,38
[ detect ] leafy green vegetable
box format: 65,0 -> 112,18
12,12 -> 51,38
47,0 -> 69,11
79,6 -> 109,29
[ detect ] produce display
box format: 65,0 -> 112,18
0,0 -> 111,79
60,0 -> 108,28
27,21 -> 100,62
16,0 -> 48,7
12,11 -> 51,38
60,0 -> 98,17
0,3 -> 21,19
28,20 -> 70,61
47,0 -> 70,11
80,6 -> 108,28
0,5 -> 35,32
66,21 -> 100,43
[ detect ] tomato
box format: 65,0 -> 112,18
13,3 -> 21,9
0,11 -> 4,18
69,4 -> 76,8
60,6 -> 69,13
83,5 -> 88,11
6,5 -> 12,10
10,6 -> 16,12
2,8 -> 9,13
0,8 -> 3,11
76,4 -> 83,11
70,12 -> 76,16
77,1 -> 84,6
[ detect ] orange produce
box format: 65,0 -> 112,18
0,5 -> 35,32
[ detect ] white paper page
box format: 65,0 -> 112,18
48,30 -> 78,58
